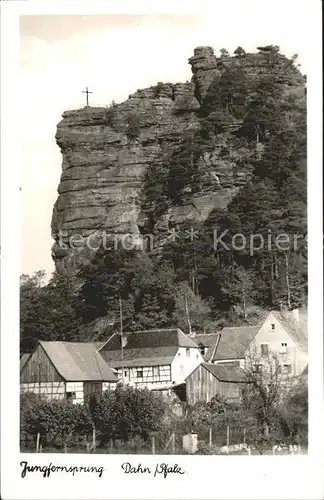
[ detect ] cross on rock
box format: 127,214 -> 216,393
82,86 -> 93,106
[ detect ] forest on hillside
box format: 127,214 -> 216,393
20,46 -> 307,354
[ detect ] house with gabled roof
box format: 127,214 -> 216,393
193,333 -> 220,362
213,326 -> 260,365
212,309 -> 308,378
20,353 -> 31,373
99,328 -> 204,389
20,341 -> 118,404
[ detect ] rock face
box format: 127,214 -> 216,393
52,46 -> 305,274
188,46 -> 221,101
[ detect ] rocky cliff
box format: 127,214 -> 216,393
52,46 -> 305,274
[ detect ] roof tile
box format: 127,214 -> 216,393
39,341 -> 117,382
213,326 -> 260,360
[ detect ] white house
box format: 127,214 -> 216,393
212,309 -> 308,378
99,328 -> 204,390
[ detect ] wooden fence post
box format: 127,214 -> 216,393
226,425 -> 230,452
171,432 -> 175,454
92,428 -> 96,452
209,427 -> 213,446
39,444 -> 42,453
86,442 -> 90,453
152,435 -> 156,455
64,443 -> 67,453
243,428 -> 246,445
36,433 -> 40,453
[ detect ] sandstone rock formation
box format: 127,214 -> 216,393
51,46 -> 305,275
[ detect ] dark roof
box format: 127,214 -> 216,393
201,363 -> 249,383
271,311 -> 308,353
20,353 -> 31,373
100,328 -> 199,352
99,328 -> 199,368
213,326 -> 260,361
39,341 -> 118,382
194,333 -> 220,362
100,346 -> 178,368
93,341 -> 107,351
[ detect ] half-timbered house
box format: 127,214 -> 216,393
99,328 -> 204,389
20,341 -> 118,404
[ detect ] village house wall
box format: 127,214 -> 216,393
20,344 -> 63,383
185,364 -> 244,405
102,382 -> 117,391
248,312 -> 307,377
65,382 -> 84,404
171,347 -> 203,382
115,365 -> 172,388
20,381 -> 65,400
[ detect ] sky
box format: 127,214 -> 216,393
19,4 -> 315,277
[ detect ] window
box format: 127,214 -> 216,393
270,323 -> 275,330
186,348 -> 190,357
254,364 -> 262,374
153,367 -> 159,380
261,344 -> 269,356
283,364 -> 292,374
280,342 -> 288,354
66,391 -> 76,402
198,344 -> 206,356
180,365 -> 184,376
136,370 -> 143,380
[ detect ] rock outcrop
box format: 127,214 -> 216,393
51,46 -> 305,274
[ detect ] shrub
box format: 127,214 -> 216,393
126,112 -> 141,139
88,386 -> 166,443
196,440 -> 219,455
20,395 -> 93,447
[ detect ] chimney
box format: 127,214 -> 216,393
189,331 -> 196,338
291,308 -> 299,324
121,336 -> 128,348
280,302 -> 289,318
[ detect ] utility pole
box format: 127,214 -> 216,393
38,360 -> 41,395
119,293 -> 125,385
184,295 -> 192,336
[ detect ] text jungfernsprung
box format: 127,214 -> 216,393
20,460 -> 104,478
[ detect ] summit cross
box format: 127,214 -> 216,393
82,86 -> 93,106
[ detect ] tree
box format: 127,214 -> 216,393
220,265 -> 255,318
76,247 -> 145,324
21,396 -> 92,448
234,46 -> 246,57
173,282 -> 211,334
132,262 -> 176,330
220,48 -> 230,58
240,77 -> 283,143
241,347 -> 293,451
277,374 -> 308,446
88,386 -> 166,443
20,271 -> 81,354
